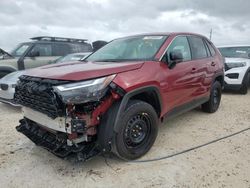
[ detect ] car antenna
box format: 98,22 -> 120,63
209,28 -> 213,41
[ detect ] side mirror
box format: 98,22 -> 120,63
170,51 -> 183,63
167,51 -> 183,69
29,51 -> 40,57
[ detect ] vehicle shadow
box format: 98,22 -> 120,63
0,102 -> 21,113
223,88 -> 250,95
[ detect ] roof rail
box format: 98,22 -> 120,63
30,36 -> 88,43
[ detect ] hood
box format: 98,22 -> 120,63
0,48 -> 13,59
0,58 -> 18,64
24,61 -> 144,81
225,57 -> 250,63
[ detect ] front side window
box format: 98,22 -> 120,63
30,44 -> 52,56
188,36 -> 208,59
218,47 -> 250,59
86,35 -> 168,62
166,36 -> 191,62
11,43 -> 31,57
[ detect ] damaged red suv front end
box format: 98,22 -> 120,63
14,33 -> 224,161
14,60 -> 144,160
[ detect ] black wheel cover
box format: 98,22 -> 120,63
124,113 -> 151,148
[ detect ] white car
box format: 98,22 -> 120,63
0,70 -> 25,106
0,52 -> 91,106
218,45 -> 250,94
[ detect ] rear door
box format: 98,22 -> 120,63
187,36 -> 213,98
204,39 -> 220,78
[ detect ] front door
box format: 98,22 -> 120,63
24,43 -> 58,69
161,36 -> 200,112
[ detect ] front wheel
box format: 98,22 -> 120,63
113,100 -> 159,160
202,81 -> 222,113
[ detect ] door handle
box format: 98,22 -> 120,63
211,62 -> 216,66
191,68 -> 196,73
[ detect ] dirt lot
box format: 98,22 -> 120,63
0,90 -> 250,188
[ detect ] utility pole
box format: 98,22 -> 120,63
209,28 -> 213,41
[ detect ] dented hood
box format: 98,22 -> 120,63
24,61 -> 144,81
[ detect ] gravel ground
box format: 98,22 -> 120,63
0,90 -> 250,188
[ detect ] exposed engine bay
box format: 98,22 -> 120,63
14,75 -> 124,160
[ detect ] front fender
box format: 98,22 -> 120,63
113,85 -> 162,133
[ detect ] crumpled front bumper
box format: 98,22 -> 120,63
16,118 -> 100,161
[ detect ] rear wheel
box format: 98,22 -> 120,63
113,100 -> 158,160
239,72 -> 249,95
202,81 -> 222,113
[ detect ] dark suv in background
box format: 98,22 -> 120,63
0,36 -> 106,78
15,32 -> 224,161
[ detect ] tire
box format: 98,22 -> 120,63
239,72 -> 249,95
202,81 -> 222,113
112,100 -> 159,160
97,101 -> 121,152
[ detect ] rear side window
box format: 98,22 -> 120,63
70,43 -> 93,53
205,40 -> 216,56
188,36 -> 208,59
52,43 -> 71,56
166,36 -> 191,62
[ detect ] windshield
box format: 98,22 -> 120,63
86,35 -> 168,62
218,46 -> 250,59
10,43 -> 31,57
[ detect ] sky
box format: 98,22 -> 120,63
0,0 -> 250,51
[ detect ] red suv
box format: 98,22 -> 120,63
15,32 -> 224,161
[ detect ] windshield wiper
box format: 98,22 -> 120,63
95,59 -> 120,62
95,58 -> 145,62
85,58 -> 151,62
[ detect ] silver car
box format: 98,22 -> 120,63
0,52 -> 91,106
0,71 -> 24,106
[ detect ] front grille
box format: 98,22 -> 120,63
14,75 -> 69,119
0,84 -> 8,90
226,73 -> 239,79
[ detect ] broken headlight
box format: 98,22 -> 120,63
53,75 -> 116,104
225,62 -> 246,69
